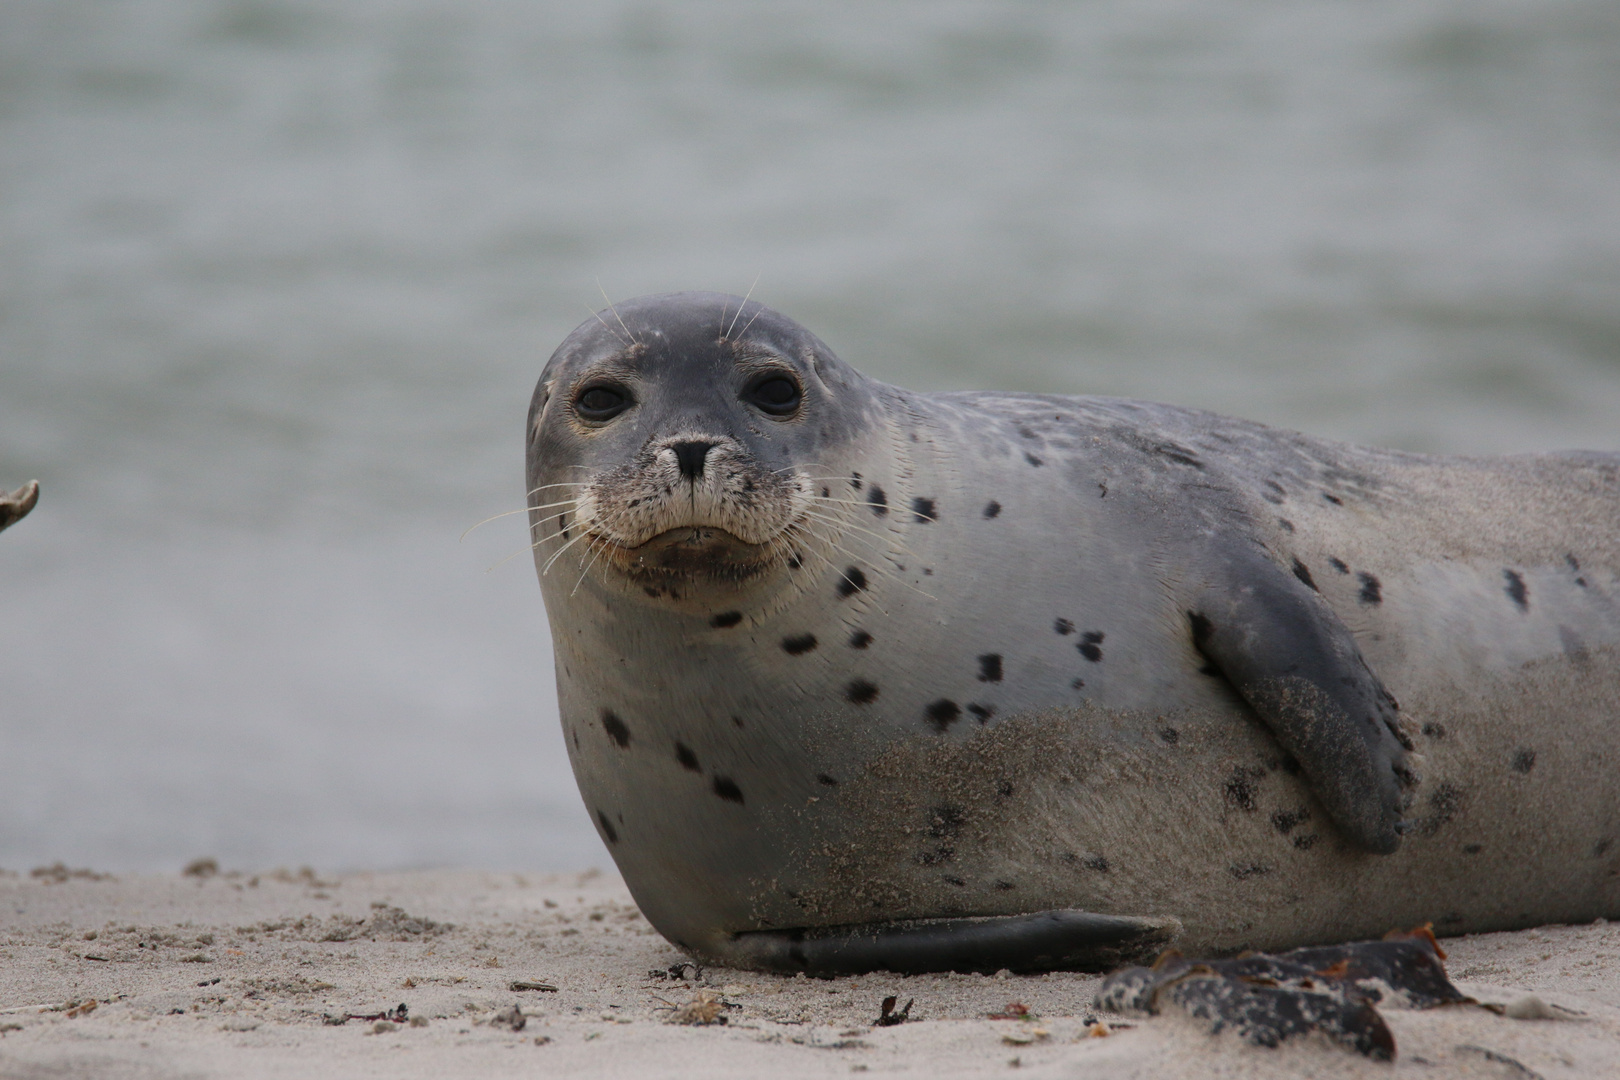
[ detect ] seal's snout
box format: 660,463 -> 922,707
670,440 -> 718,481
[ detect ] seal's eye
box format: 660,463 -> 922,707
745,375 -> 802,417
575,384 -> 631,421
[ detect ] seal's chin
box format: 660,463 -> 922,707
606,525 -> 778,588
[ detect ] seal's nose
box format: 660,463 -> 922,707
671,440 -> 718,480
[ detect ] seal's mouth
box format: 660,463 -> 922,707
596,525 -> 779,587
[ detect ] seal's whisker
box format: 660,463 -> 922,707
581,301 -> 630,347
780,520 -> 922,612
462,500 -> 582,540
795,501 -> 926,560
541,529 -> 594,576
597,279 -> 638,344
793,508 -> 907,558
726,273 -> 762,339
525,509 -> 575,536
785,513 -> 936,604
736,293 -> 767,339
570,536 -> 609,597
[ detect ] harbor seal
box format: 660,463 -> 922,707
526,292 -> 1620,974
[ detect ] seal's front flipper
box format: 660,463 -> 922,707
719,909 -> 1181,975
1190,546 -> 1415,853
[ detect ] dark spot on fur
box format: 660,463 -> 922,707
943,876 -> 965,886
820,487 -> 829,499
596,811 -> 618,844
1278,518 -> 1295,532
1054,618 -> 1074,635
976,654 -> 1003,682
1328,557 -> 1350,574
867,486 -> 888,516
1322,492 -> 1343,505
983,500 -> 1001,519
817,773 -> 839,786
911,497 -> 937,523
849,473 -> 862,491
782,633 -> 818,655
1291,558 -> 1318,592
929,805 -> 965,838
845,680 -> 879,704
1422,722 -> 1446,739
996,781 -> 1014,798
1415,782 -> 1465,837
1511,748 -> 1536,774
710,611 -> 742,628
1595,838 -> 1613,857
601,711 -> 631,748
1292,834 -> 1318,850
787,552 -> 804,570
1262,480 -> 1286,505
1229,863 -> 1270,880
1070,677 -> 1086,689
1159,726 -> 1179,744
1082,855 -> 1110,872
1078,631 -> 1104,662
1503,569 -> 1529,611
1357,572 -> 1382,605
1024,452 -> 1043,467
925,699 -> 962,732
967,703 -> 995,722
1271,808 -> 1310,835
848,630 -> 873,649
994,880 -> 1015,891
572,731 -> 580,750
674,742 -> 700,772
837,567 -> 868,597
1463,844 -> 1483,855
731,715 -> 744,728
712,776 -> 745,804
1225,767 -> 1263,811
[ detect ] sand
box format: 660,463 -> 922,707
1,865 -> 1616,1079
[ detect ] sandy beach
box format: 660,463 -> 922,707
1,865 -> 1615,1079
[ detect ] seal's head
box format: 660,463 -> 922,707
527,292 -> 876,608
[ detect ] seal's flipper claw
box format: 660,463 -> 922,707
717,909 -> 1181,975
0,480 -> 39,534
1191,545 -> 1414,854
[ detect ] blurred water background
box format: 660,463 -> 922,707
2,0 -> 1618,874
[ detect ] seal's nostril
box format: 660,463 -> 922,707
671,440 -> 718,480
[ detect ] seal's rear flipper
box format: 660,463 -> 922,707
719,909 -> 1181,975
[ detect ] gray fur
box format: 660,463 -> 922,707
527,293 -> 1620,970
